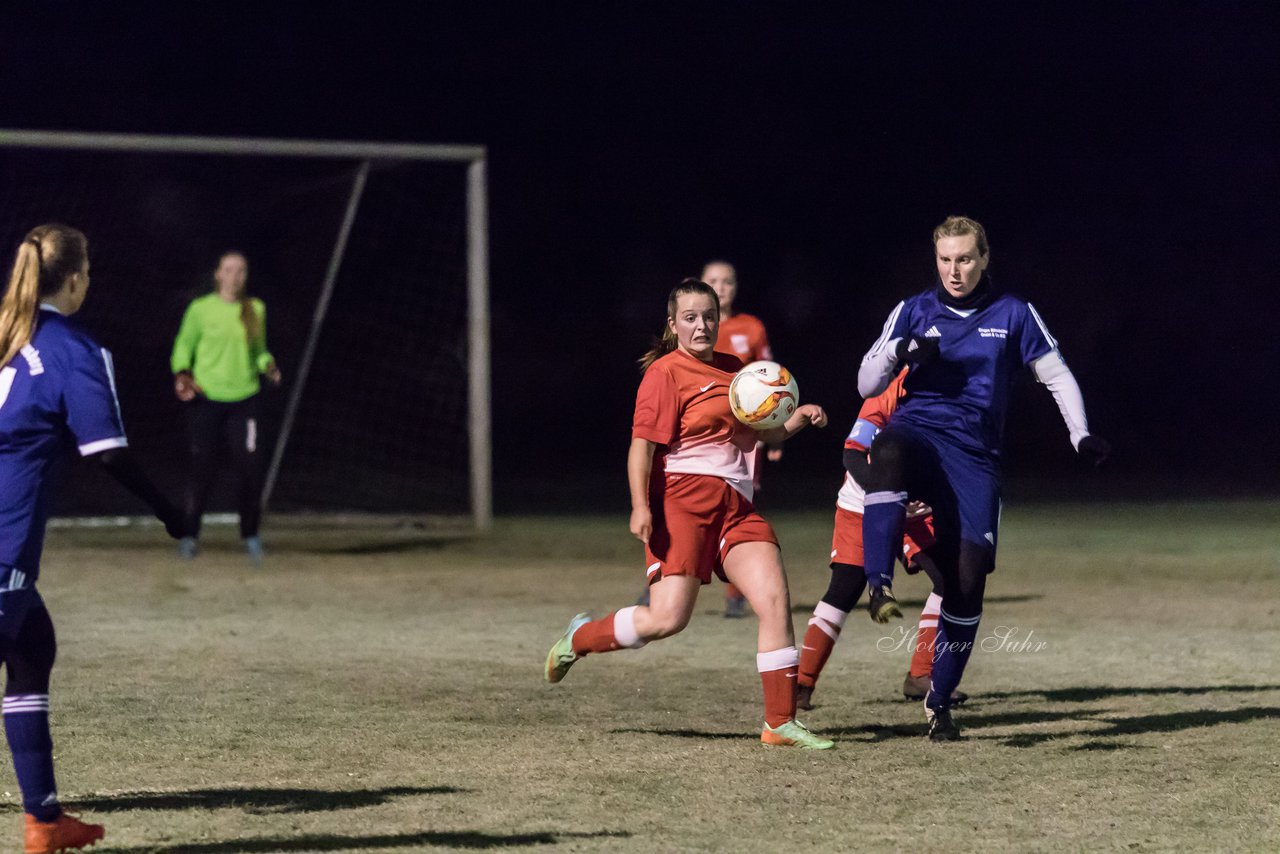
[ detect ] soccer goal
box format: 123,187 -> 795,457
0,129 -> 490,533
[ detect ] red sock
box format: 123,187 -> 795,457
570,606 -> 647,656
724,582 -> 744,601
571,614 -> 619,655
909,593 -> 942,678
757,647 -> 799,728
798,602 -> 848,688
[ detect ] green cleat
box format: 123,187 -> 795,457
544,612 -> 591,683
760,719 -> 835,750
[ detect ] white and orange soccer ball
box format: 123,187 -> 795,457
728,360 -> 799,431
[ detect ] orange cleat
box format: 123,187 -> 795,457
24,812 -> 105,853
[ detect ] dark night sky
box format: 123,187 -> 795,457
1,3 -> 1276,508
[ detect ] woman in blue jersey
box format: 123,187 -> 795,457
856,216 -> 1109,740
0,224 -> 182,852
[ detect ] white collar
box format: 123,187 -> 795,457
39,302 -> 63,315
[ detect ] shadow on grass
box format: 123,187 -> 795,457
97,829 -> 630,853
826,704 -> 1280,747
66,785 -> 464,814
828,707 -> 1107,742
981,684 -> 1280,703
997,705 -> 1280,748
608,727 -> 750,741
308,539 -> 454,555
790,593 -> 1043,613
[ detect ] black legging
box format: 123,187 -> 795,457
183,394 -> 263,539
819,549 -> 947,615
1,604 -> 56,697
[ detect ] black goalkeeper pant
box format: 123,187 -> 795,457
182,394 -> 263,540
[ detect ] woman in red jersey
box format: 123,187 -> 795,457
545,279 -> 834,749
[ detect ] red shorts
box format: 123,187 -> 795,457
829,506 -> 935,568
645,473 -> 778,585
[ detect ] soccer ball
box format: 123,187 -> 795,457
729,361 -> 798,431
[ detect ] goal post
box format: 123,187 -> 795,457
0,129 -> 491,532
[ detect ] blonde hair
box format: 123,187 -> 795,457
638,278 -> 720,372
0,224 -> 88,366
933,215 -> 989,257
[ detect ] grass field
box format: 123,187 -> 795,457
7,501 -> 1280,852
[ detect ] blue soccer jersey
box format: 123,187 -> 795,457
862,286 -> 1058,458
0,307 -> 127,577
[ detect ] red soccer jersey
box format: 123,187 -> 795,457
845,368 -> 909,452
632,348 -> 758,498
715,313 -> 773,363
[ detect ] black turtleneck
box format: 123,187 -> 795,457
936,274 -> 995,311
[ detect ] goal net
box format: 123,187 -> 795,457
0,131 -> 490,532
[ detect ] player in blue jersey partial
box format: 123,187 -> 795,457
0,224 -> 183,852
857,216 -> 1109,741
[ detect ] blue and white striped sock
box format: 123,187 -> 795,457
862,491 -> 907,588
3,694 -> 59,821
928,609 -> 981,710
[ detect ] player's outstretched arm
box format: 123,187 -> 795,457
1031,350 -> 1109,465
94,447 -> 185,538
758,404 -> 827,444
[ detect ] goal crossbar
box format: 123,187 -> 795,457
0,129 -> 492,531
0,129 -> 484,163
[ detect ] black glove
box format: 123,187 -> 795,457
96,448 -> 187,539
156,500 -> 186,540
895,336 -> 940,368
1077,434 -> 1111,467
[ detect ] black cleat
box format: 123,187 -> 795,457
926,705 -> 961,741
867,584 -> 903,623
796,684 -> 815,711
724,594 -> 748,618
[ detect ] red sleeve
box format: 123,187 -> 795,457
632,363 -> 680,444
756,320 -> 773,362
858,367 -> 908,427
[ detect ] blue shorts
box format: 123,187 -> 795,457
881,422 -> 1001,556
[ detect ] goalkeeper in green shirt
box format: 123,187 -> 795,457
170,251 -> 281,564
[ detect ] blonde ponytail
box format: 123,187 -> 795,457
239,296 -> 261,348
0,225 -> 88,366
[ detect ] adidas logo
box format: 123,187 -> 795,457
924,326 -> 941,338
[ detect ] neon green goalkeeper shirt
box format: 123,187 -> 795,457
170,293 -> 275,403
